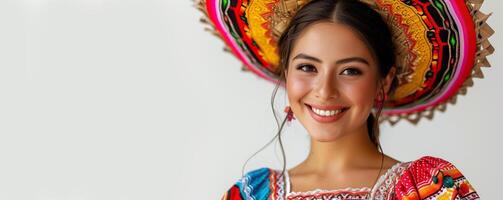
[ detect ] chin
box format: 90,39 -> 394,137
308,130 -> 344,142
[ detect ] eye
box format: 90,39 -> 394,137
340,67 -> 362,76
296,64 -> 317,73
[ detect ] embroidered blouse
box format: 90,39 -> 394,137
220,156 -> 479,200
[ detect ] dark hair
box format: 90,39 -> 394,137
243,0 -> 398,193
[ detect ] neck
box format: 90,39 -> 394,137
302,125 -> 381,173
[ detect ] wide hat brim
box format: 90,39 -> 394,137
196,0 -> 494,125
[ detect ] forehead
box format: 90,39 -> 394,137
290,22 -> 375,64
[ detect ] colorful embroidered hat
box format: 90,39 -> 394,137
195,0 -> 493,125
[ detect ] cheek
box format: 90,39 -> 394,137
339,78 -> 377,111
286,74 -> 313,102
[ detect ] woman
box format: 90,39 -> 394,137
197,0 -> 492,199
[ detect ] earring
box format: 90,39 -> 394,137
284,106 -> 296,122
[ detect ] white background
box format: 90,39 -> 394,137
0,0 -> 501,199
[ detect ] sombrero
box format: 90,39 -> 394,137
195,0 -> 494,125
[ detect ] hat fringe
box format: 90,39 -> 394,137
381,0 -> 494,126
194,0 -> 239,59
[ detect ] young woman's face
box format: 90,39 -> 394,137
285,22 -> 381,142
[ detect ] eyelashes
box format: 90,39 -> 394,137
295,64 -> 362,76
341,68 -> 362,76
296,64 -> 317,73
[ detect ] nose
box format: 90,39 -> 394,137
313,73 -> 339,100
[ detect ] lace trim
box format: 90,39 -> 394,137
274,169 -> 286,200
282,161 -> 404,196
287,187 -> 371,196
240,174 -> 256,200
370,161 -> 411,199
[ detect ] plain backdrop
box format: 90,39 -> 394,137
0,0 -> 501,199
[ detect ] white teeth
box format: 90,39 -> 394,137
311,107 -> 344,116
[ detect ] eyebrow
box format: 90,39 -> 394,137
292,53 -> 369,66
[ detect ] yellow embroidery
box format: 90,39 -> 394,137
247,0 -> 280,67
375,0 -> 433,99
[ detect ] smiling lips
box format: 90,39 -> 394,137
305,103 -> 349,123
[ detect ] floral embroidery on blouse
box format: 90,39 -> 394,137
220,156 -> 479,200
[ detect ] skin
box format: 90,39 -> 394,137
284,21 -> 399,192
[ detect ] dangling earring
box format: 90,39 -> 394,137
284,106 -> 296,122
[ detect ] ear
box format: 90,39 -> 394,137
381,66 -> 396,94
